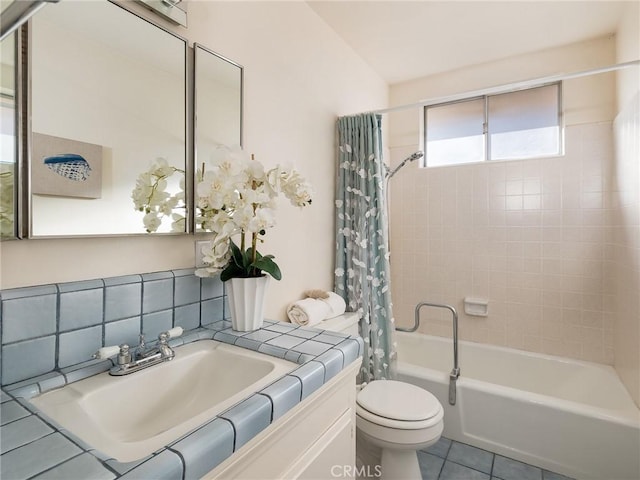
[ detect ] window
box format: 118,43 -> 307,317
424,83 -> 561,167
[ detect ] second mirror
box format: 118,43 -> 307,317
193,43 -> 243,232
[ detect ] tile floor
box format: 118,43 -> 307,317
418,437 -> 575,480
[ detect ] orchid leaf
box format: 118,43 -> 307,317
220,262 -> 244,282
252,255 -> 282,281
229,240 -> 245,268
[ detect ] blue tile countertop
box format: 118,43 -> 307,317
0,320 -> 363,480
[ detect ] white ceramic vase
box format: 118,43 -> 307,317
226,275 -> 270,331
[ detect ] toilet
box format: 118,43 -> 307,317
321,314 -> 444,479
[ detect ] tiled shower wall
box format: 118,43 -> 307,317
390,122 -> 615,364
610,93 -> 640,404
0,269 -> 226,386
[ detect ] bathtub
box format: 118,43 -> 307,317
395,332 -> 640,480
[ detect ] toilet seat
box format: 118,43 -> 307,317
356,380 -> 443,430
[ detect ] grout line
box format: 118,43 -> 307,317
490,451 -> 496,478
436,457 -> 446,480
54,285 -> 61,370
443,437 -> 453,459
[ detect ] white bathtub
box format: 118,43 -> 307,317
395,332 -> 640,480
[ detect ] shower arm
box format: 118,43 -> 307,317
383,150 -> 424,268
385,151 -> 424,180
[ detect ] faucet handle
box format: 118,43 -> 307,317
117,344 -> 132,365
166,326 -> 183,339
157,327 -> 182,360
158,326 -> 183,343
93,345 -> 120,359
93,344 -> 132,366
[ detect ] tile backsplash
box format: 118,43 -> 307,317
0,269 -> 226,386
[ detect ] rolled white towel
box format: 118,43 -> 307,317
320,292 -> 346,319
287,298 -> 331,326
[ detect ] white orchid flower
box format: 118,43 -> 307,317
143,212 -> 162,233
135,148 -> 312,277
247,207 -> 275,233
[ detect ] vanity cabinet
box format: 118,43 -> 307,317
205,360 -> 359,480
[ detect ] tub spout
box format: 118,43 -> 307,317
449,367 -> 460,405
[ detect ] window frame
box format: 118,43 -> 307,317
422,81 -> 563,167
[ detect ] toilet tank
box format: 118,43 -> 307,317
320,312 -> 360,336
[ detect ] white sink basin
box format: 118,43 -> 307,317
30,340 -> 296,462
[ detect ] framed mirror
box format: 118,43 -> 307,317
1,31 -> 18,239
29,0 -> 187,236
193,43 -> 243,232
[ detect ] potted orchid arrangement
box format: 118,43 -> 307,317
194,146 -> 312,283
132,146 -> 312,330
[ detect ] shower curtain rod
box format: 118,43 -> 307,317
357,59 -> 640,116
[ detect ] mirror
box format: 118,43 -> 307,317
29,0 -> 187,236
193,43 -> 242,232
0,31 -> 17,239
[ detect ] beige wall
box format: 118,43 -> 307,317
0,1 -> 388,321
611,1 -> 640,406
388,36 -> 619,365
388,36 -> 617,148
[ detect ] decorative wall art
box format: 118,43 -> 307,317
31,133 -> 103,198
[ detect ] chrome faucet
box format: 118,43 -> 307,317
93,327 -> 183,376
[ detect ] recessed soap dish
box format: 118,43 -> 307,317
464,297 -> 488,317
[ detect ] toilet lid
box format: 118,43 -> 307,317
357,380 -> 442,422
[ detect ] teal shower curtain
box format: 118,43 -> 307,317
335,113 -> 396,381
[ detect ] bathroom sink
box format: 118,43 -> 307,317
30,340 -> 296,462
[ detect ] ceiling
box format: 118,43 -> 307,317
307,1 -> 630,84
